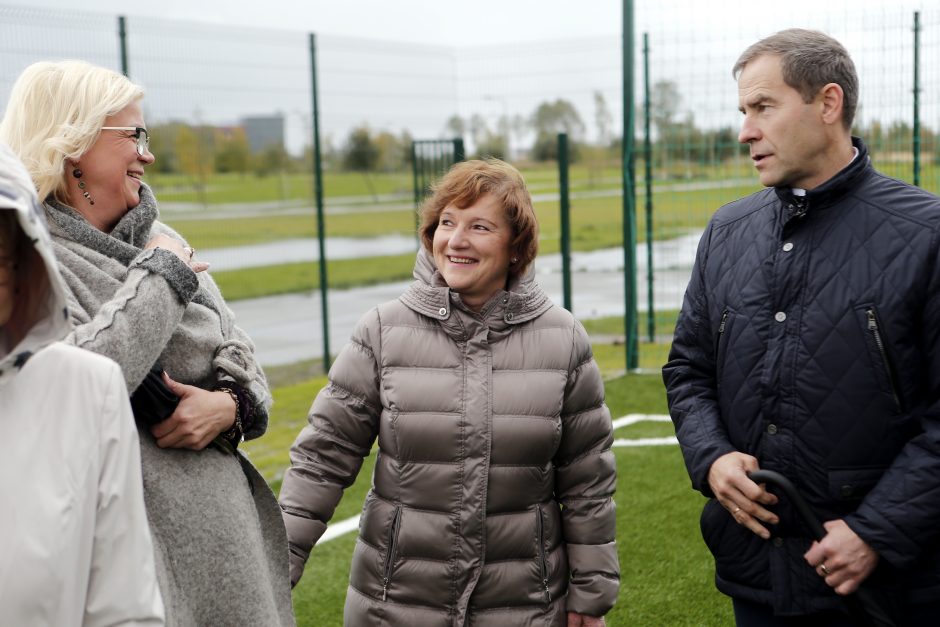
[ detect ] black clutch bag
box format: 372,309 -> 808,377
130,364 -> 180,427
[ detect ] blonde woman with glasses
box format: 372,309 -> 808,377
0,61 -> 294,626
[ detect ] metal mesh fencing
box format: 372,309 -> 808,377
1,2 -> 938,370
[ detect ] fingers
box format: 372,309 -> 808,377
144,235 -> 208,271
151,415 -> 215,450
708,452 -> 779,539
803,520 -> 879,595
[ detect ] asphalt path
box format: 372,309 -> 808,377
229,232 -> 701,366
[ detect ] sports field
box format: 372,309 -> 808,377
244,372 -> 735,626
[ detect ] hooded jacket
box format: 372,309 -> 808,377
663,138 -> 940,614
41,182 -> 293,626
0,144 -> 164,626
280,249 -> 620,626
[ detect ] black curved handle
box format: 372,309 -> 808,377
746,469 -> 897,627
748,469 -> 826,539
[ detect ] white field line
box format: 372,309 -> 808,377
319,413 -> 676,544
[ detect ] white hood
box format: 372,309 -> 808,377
0,143 -> 71,371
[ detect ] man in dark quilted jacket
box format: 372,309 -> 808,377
664,29 -> 940,626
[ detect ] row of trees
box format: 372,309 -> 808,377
144,82 -> 939,185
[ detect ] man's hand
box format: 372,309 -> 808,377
707,452 -> 779,539
804,519 -> 879,595
567,612 -> 604,627
150,372 -> 236,450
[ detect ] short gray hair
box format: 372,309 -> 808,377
733,29 -> 858,130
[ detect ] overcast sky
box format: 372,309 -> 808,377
3,0 -> 936,152
10,0 -> 933,46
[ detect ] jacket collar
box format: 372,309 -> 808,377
399,248 -> 552,334
774,136 -> 872,212
0,144 -> 72,384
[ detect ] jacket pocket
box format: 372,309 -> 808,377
827,466 -> 888,502
381,505 -> 402,601
715,308 -> 735,388
857,305 -> 902,414
535,505 -> 552,605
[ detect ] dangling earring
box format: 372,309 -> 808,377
72,167 -> 95,205
511,257 -> 519,264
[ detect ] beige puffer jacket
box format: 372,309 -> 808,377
280,250 -> 619,626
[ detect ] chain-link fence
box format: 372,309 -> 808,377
1,2 -> 937,370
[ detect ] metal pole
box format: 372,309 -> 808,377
558,133 -> 572,313
622,0 -> 638,370
411,141 -> 420,245
643,33 -> 656,344
643,32 -> 654,344
913,11 -> 921,187
454,137 -> 466,162
309,33 -> 330,370
117,16 -> 130,77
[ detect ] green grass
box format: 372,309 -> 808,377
243,371 -> 732,626
150,170 -> 414,204
211,253 -> 416,301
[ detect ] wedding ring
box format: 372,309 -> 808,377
819,563 -> 831,576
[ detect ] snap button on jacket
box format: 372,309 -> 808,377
281,251 -> 620,626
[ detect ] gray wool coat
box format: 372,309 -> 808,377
43,185 -> 295,627
280,249 -> 620,627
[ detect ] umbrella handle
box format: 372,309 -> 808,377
745,469 -> 898,627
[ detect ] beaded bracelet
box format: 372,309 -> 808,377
217,386 -> 243,445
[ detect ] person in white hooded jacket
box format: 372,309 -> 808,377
0,143 -> 165,626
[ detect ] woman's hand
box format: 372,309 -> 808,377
145,234 -> 209,273
150,372 -> 236,450
567,612 -> 605,626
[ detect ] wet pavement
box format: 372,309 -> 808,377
228,232 -> 702,366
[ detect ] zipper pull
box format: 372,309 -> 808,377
543,579 -> 552,604
867,309 -> 876,331
382,579 -> 388,602
718,310 -> 728,334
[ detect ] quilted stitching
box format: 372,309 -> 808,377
664,138 -> 940,612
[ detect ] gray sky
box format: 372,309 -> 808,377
4,0 -> 936,153
12,0 -> 932,46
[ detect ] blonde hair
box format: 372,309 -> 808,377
419,158 -> 539,278
0,60 -> 144,202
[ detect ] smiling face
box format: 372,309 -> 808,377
67,100 -> 154,232
737,54 -> 832,190
432,193 -> 515,311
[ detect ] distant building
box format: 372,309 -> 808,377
241,114 -> 285,154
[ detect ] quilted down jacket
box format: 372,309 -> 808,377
280,250 -> 619,626
664,138 -> 940,615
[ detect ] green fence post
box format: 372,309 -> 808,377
411,141 -> 420,244
309,32 -> 330,371
117,16 -> 129,77
913,11 -> 921,188
453,137 -> 465,162
643,32 -> 654,344
558,133 -> 572,313
622,0 -> 638,370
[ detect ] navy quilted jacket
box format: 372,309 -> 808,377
664,138 -> 940,615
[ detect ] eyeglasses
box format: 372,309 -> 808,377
100,126 -> 150,156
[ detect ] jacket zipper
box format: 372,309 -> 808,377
866,308 -> 901,411
715,309 -> 729,376
536,505 -> 552,604
382,506 -> 402,601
